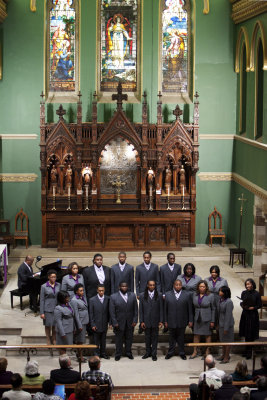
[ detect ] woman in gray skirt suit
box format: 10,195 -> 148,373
177,263 -> 202,292
217,286 -> 234,363
40,269 -> 61,346
70,283 -> 89,362
190,280 -> 215,359
54,290 -> 75,352
205,265 -> 228,300
61,262 -> 84,299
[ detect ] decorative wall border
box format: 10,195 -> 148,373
0,134 -> 38,140
198,171 -> 267,200
199,134 -> 235,140
0,173 -> 38,182
234,134 -> 267,150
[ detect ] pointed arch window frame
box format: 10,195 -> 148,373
158,0 -> 194,104
45,0 -> 80,103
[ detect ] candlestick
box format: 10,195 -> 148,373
182,185 -> 184,196
53,186 -> 55,197
67,185 -> 71,211
85,185 -> 89,211
167,186 -> 170,196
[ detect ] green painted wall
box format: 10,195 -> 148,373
3,0 -> 260,252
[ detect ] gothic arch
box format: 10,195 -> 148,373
250,20 -> 267,72
235,26 -> 250,73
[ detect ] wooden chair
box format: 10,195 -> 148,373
13,208 -> 29,248
208,207 -> 225,247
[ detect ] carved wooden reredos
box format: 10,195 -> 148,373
40,84 -> 200,250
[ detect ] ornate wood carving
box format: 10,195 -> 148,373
41,84 -> 199,250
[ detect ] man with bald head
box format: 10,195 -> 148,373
17,255 -> 38,312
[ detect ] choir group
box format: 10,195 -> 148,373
37,251 -> 262,362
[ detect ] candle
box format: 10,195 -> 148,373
53,186 -> 55,197
68,186 -> 70,197
168,186 -> 170,196
85,186 -> 88,197
182,186 -> 184,196
149,186 -> 152,197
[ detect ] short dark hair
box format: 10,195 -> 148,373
245,278 -> 256,290
183,263 -> 196,275
118,251 -> 126,257
143,251 -> 152,258
57,290 -> 69,304
219,285 -> 231,299
209,265 -> 220,276
196,280 -> 210,295
74,283 -> 84,294
11,373 -> 22,389
67,262 -> 79,275
119,281 -> 128,287
88,356 -> 100,371
93,253 -> 103,261
47,269 -> 57,277
257,376 -> 267,390
74,381 -> 91,400
0,358 -> 8,372
97,284 -> 105,289
42,379 -> 55,395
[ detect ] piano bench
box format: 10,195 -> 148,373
10,289 -> 29,310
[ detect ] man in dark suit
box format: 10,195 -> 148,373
139,280 -> 163,361
160,253 -> 181,296
89,284 -> 110,359
82,253 -> 111,302
50,354 -> 80,384
110,252 -> 134,294
135,251 -> 160,298
164,279 -> 193,360
109,282 -> 138,361
17,255 -> 39,312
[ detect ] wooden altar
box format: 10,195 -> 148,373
40,85 -> 199,251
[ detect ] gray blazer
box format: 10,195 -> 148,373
40,282 -> 61,314
217,298 -> 234,331
70,296 -> 89,330
177,274 -> 202,292
139,292 -> 163,328
193,293 -> 215,323
160,263 -> 181,295
109,291 -> 138,330
89,295 -> 110,332
111,263 -> 134,294
135,263 -> 160,296
164,290 -> 193,329
54,304 -> 74,336
204,277 -> 228,297
61,274 -> 84,299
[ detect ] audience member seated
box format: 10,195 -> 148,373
253,355 -> 267,380
22,360 -> 45,385
50,354 -> 80,384
68,381 -> 93,400
2,373 -> 31,400
33,379 -> 62,400
82,356 -> 113,390
231,360 -> 252,381
232,392 -> 250,400
0,357 -> 13,384
214,374 -> 238,400
250,376 -> 267,400
189,354 -> 225,400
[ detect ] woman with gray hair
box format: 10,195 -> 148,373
22,360 -> 45,385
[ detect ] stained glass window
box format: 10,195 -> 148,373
161,0 -> 190,96
47,0 -> 79,97
99,0 -> 139,93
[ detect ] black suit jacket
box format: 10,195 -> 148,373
139,292 -> 163,328
109,291 -> 138,330
135,263 -> 160,296
164,290 -> 193,329
82,265 -> 111,301
50,368 -> 80,384
89,295 -> 110,332
111,263 -> 134,294
160,263 -> 181,295
17,262 -> 33,289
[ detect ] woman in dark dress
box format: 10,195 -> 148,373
239,278 -> 262,359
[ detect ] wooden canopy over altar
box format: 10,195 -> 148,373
40,85 -> 199,251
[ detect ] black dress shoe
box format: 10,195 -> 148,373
101,354 -> 110,359
165,354 -> 173,360
115,356 -> 121,361
180,354 -> 187,360
152,355 -> 157,361
127,354 -> 134,360
142,353 -> 151,359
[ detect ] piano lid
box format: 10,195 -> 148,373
40,260 -> 63,278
